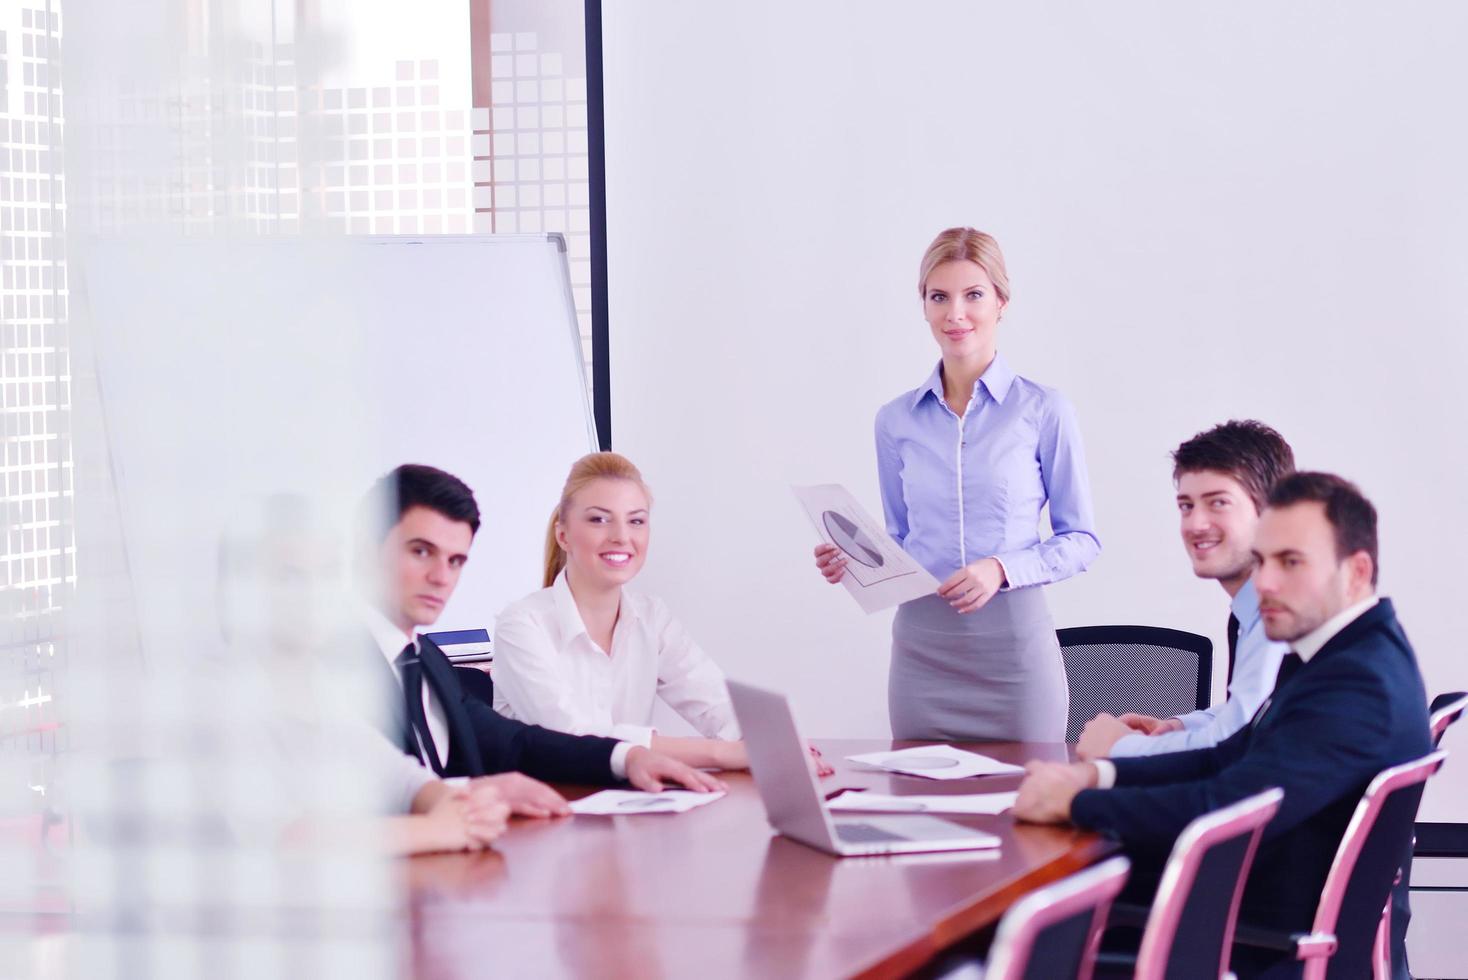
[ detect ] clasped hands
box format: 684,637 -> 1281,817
1074,711 -> 1184,761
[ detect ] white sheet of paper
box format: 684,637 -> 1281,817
845,744 -> 1025,780
826,790 -> 1019,815
569,789 -> 726,815
792,483 -> 940,613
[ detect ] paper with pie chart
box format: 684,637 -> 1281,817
793,483 -> 940,613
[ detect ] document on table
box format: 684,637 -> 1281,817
845,744 -> 1025,780
792,483 -> 940,614
569,789 -> 726,815
826,790 -> 1019,815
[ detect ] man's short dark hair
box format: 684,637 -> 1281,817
1172,420 -> 1296,512
1266,471 -> 1379,585
364,464 -> 481,539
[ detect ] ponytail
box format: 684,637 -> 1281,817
543,506 -> 567,588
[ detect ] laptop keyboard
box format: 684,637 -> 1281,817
835,823 -> 907,844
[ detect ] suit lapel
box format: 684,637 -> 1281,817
1311,599 -> 1392,664
1251,601 -> 1395,733
416,635 -> 484,775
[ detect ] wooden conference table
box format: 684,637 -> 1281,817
406,738 -> 1116,979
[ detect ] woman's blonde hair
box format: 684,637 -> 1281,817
917,227 -> 1010,304
542,452 -> 652,588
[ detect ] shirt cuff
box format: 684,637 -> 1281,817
992,549 -> 1041,589
1108,733 -> 1148,758
1092,759 -> 1117,789
1173,708 -> 1213,731
611,724 -> 656,748
991,555 -> 1014,592
609,741 -> 635,779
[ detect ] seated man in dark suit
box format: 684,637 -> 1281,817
359,464 -> 723,816
1013,472 -> 1430,977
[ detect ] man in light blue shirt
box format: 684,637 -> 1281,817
1076,421 -> 1294,759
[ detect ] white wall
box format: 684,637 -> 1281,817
603,2 -> 1468,821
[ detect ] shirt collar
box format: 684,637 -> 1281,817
1291,594 -> 1380,663
551,570 -> 637,647
363,600 -> 417,663
550,569 -> 591,643
1231,577 -> 1263,631
909,352 -> 1016,409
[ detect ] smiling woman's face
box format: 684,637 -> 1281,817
923,259 -> 1006,360
556,477 -> 651,591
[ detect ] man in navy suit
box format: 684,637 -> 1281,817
360,464 -> 723,816
1014,472 -> 1430,975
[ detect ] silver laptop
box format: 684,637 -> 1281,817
727,679 -> 1001,857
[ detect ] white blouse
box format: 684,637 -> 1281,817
492,573 -> 740,747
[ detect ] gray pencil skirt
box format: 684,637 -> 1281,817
888,587 -> 1068,742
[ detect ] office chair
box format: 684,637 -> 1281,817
939,856 -> 1131,980
1379,692 -> 1467,979
1057,626 -> 1213,743
1233,750 -> 1448,980
1429,691 -> 1468,746
1095,787 -> 1283,979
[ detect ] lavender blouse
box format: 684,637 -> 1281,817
875,353 -> 1101,589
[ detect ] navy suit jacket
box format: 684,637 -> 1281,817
371,633 -> 620,785
1071,598 -> 1430,931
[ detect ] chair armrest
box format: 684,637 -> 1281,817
1232,922 -> 1337,960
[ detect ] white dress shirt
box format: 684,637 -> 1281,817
492,572 -> 741,747
359,719 -> 437,813
1093,594 -> 1380,789
366,602 -> 634,778
365,603 -> 451,771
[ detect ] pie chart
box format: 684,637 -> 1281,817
822,510 -> 884,568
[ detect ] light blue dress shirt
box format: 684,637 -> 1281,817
874,353 -> 1101,588
1109,577 -> 1289,757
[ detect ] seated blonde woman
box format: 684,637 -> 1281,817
492,452 -> 749,771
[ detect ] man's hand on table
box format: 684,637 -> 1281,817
626,746 -> 727,793
1013,761 -> 1099,824
470,773 -> 571,818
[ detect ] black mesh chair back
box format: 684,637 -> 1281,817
1057,626 -> 1212,742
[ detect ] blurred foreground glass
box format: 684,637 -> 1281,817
0,0 -> 596,974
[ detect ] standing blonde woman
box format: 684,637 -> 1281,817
814,228 -> 1100,742
493,453 -> 750,770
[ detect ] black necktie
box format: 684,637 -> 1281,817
397,643 -> 445,776
1274,651 -> 1305,690
1250,651 -> 1305,729
1226,613 -> 1241,686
